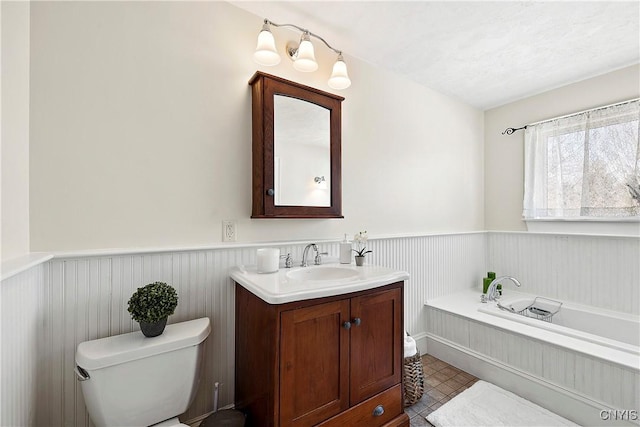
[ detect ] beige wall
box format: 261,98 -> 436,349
484,64 -> 640,232
10,1 -> 638,253
1,1 -> 31,261
29,1 -> 484,252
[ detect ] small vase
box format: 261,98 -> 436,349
355,256 -> 365,266
139,317 -> 168,337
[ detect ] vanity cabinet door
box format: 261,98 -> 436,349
349,288 -> 402,405
280,300 -> 350,427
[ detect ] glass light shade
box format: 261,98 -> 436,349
316,176 -> 328,190
253,29 -> 281,66
293,39 -> 318,72
328,57 -> 351,90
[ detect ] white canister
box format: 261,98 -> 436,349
339,234 -> 352,264
257,248 -> 280,273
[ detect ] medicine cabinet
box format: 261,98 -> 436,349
249,72 -> 344,218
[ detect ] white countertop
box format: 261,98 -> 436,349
230,263 -> 409,304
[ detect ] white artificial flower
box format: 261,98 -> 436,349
354,231 -> 368,243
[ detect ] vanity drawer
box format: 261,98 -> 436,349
316,385 -> 407,427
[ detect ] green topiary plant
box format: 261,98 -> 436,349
127,281 -> 178,324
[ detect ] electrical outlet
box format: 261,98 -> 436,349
222,220 -> 237,242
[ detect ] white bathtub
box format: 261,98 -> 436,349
478,295 -> 640,355
425,289 -> 640,426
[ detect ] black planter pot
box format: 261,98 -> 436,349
139,317 -> 168,337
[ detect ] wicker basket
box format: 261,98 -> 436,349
403,351 -> 425,406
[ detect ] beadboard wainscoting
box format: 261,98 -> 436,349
1,232 -> 485,426
1,263 -> 46,427
487,232 -> 640,315
368,233 -> 487,338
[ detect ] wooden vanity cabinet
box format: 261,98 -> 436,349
235,281 -> 409,427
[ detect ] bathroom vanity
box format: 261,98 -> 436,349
231,264 -> 410,427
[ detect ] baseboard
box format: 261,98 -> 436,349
412,331 -> 428,356
425,334 -> 638,427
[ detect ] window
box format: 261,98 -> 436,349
523,99 -> 639,220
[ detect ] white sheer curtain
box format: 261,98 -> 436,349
523,99 -> 640,219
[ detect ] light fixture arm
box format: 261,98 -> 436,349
264,19 -> 342,56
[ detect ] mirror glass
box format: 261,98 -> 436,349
274,95 -> 331,207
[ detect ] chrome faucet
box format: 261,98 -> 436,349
314,250 -> 328,266
281,253 -> 293,268
485,276 -> 522,302
301,243 -> 318,267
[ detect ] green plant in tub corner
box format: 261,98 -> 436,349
353,231 -> 372,257
127,281 -> 178,337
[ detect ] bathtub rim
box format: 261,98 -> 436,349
425,289 -> 640,371
478,298 -> 638,354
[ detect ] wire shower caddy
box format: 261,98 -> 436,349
514,296 -> 562,322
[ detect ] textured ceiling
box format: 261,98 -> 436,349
232,1 -> 640,110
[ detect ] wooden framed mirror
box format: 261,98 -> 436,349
249,72 -> 344,218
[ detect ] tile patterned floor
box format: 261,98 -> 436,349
405,354 -> 479,426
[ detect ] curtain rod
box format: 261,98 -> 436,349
501,97 -> 639,135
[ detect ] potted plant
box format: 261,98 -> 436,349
127,281 -> 178,337
353,231 -> 373,266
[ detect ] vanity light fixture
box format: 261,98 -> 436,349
314,175 -> 328,189
253,19 -> 351,90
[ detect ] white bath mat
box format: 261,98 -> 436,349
426,380 -> 578,427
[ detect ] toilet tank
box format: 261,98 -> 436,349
76,318 -> 211,427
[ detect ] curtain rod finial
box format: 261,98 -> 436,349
502,125 -> 527,135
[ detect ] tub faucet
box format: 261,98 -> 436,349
301,243 -> 318,267
486,276 -> 522,302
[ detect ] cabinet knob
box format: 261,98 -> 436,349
352,317 -> 361,326
373,405 -> 384,417
266,188 -> 275,196
342,321 -> 351,329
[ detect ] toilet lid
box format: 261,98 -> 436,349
76,317 -> 210,370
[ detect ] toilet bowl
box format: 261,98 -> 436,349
75,317 -> 211,427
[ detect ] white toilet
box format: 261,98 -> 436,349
75,317 -> 211,427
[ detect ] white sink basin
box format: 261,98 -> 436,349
230,263 -> 410,304
286,266 -> 359,282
